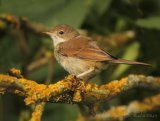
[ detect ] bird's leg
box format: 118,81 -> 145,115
77,67 -> 95,80
73,68 -> 95,102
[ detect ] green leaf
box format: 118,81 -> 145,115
0,0 -> 92,27
136,17 -> 160,29
48,0 -> 93,27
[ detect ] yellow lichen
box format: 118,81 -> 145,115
73,90 -> 82,102
0,87 -> 5,94
23,83 -> 47,105
0,74 -> 17,83
109,106 -> 127,118
9,68 -> 23,78
30,103 -> 45,121
22,75 -> 77,105
84,83 -> 102,100
128,94 -> 160,113
131,101 -> 153,112
144,94 -> 160,106
101,77 -> 127,96
0,71 -> 160,116
9,68 -> 21,75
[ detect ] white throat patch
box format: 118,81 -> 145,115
51,35 -> 66,47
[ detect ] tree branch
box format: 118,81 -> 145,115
30,102 -> 45,121
0,68 -> 159,105
0,68 -> 160,120
89,94 -> 160,121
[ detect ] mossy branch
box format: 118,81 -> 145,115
0,68 -> 160,105
30,102 -> 45,121
0,68 -> 160,120
89,94 -> 160,121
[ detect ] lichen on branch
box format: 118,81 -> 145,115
90,94 -> 160,121
0,68 -> 160,105
0,68 -> 160,121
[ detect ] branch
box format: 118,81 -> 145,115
0,14 -> 47,35
0,14 -> 135,47
27,50 -> 54,72
0,68 -> 160,121
30,102 -> 45,121
87,30 -> 135,48
0,69 -> 160,105
89,94 -> 160,121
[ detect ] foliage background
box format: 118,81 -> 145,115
0,0 -> 160,121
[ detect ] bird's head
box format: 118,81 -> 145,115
44,24 -> 79,46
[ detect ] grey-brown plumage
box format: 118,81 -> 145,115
45,24 -> 150,80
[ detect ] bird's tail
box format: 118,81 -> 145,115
110,58 -> 151,66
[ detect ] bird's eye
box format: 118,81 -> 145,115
59,31 -> 64,35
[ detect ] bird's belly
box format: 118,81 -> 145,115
58,56 -> 92,75
54,52 -> 108,77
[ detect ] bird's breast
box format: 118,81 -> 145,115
54,50 -> 91,74
54,48 -> 108,78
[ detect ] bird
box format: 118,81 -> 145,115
44,24 -> 150,81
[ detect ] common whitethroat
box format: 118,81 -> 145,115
44,24 -> 150,80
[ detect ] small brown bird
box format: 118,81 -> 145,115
44,24 -> 150,80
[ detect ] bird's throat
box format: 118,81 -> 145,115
51,36 -> 66,47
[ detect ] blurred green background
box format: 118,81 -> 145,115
0,0 -> 160,121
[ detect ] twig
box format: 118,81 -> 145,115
30,61 -> 55,121
30,102 -> 45,121
15,29 -> 30,57
27,51 -> 54,72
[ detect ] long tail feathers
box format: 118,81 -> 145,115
110,58 -> 151,66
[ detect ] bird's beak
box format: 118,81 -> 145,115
42,31 -> 52,35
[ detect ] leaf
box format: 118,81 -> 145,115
48,0 -> 93,27
136,17 -> 160,29
0,0 -> 92,27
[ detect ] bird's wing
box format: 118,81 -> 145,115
58,36 -> 115,61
